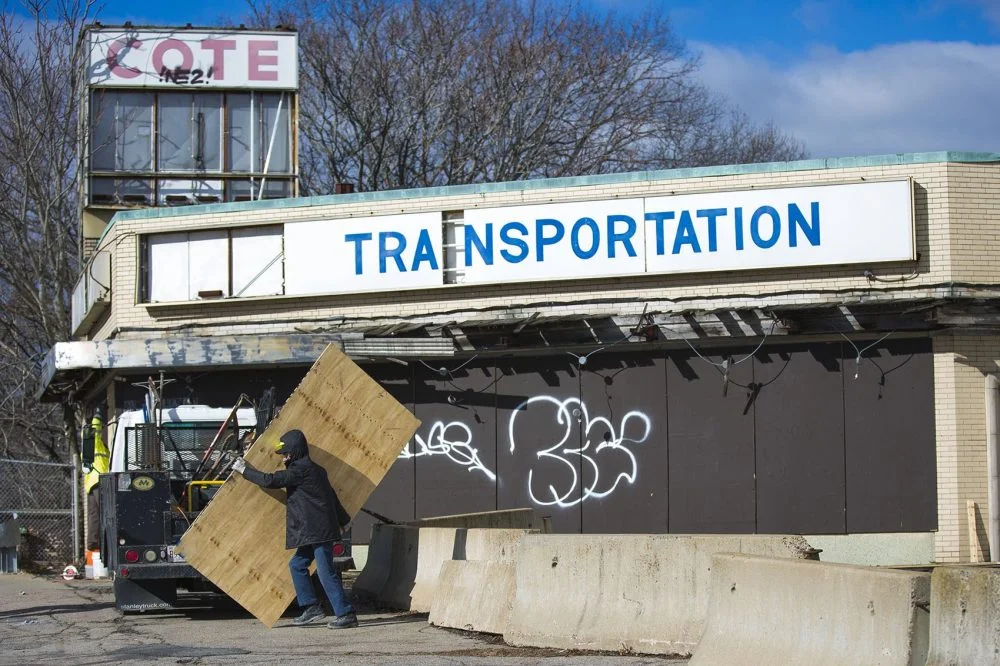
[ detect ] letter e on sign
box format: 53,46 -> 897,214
248,40 -> 279,81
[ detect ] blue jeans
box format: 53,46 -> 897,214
289,542 -> 355,617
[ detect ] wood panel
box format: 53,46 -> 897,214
176,345 -> 420,627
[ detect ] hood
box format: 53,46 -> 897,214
279,429 -> 309,461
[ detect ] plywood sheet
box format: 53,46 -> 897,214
176,345 -> 421,626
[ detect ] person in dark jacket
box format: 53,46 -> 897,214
233,429 -> 358,628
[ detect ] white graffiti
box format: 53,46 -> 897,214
508,396 -> 651,508
399,420 -> 497,481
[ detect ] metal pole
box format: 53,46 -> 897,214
71,455 -> 80,563
986,374 -> 1000,562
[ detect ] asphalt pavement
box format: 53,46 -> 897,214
0,573 -> 684,665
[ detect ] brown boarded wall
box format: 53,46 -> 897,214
175,345 -> 420,627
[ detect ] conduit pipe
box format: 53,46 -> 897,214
987,374 -> 1000,562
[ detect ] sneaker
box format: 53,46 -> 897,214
292,604 -> 326,626
327,612 -> 359,629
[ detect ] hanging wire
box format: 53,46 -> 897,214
419,354 -> 480,377
838,330 -> 896,380
566,304 -> 650,366
678,313 -> 779,395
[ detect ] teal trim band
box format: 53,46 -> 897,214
96,151 -> 1000,246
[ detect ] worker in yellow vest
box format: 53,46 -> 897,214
83,409 -> 110,551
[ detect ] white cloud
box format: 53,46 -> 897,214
692,40 -> 1000,158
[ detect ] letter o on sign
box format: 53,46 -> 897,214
152,39 -> 194,72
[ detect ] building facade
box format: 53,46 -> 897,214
43,151 -> 1000,564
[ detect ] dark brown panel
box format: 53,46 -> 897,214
843,337 -> 936,532
413,361 -> 498,519
667,348 -> 756,533
754,343 -> 846,534
495,356 -> 582,533
353,363 -> 416,543
580,352 -> 669,534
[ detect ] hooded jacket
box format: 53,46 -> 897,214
240,429 -> 351,549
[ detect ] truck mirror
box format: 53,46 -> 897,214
81,426 -> 95,467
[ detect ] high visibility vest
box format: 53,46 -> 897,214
83,415 -> 110,495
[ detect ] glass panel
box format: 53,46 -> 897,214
158,93 -> 192,171
227,93 -> 252,172
158,93 -> 222,172
259,93 -> 290,174
157,179 -> 224,206
89,91 -> 152,171
194,93 -> 222,171
119,92 -> 153,171
228,178 -> 291,202
89,177 -> 153,206
90,91 -> 116,170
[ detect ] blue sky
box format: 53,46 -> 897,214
84,0 -> 1000,158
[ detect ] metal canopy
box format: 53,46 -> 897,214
38,334 -> 454,401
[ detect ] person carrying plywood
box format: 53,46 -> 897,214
233,429 -> 358,628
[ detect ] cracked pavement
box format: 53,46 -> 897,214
0,574 -> 684,665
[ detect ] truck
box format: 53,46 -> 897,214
91,403 -> 353,612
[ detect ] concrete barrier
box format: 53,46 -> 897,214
690,554 -> 930,666
503,534 -> 814,656
429,560 -> 517,634
407,508 -> 537,530
352,522 -> 396,599
356,525 -> 532,612
926,566 -> 1000,666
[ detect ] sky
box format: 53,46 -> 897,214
83,0 -> 1000,159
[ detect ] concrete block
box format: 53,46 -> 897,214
503,534 -> 814,656
359,525 -> 533,612
429,560 -> 516,634
690,554 -> 930,666
353,522 -> 396,598
926,566 -> 1000,666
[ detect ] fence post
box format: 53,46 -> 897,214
71,455 -> 80,564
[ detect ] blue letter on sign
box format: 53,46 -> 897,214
411,228 -> 439,271
500,222 -> 529,263
571,217 -> 600,259
379,231 -> 407,273
788,202 -> 820,247
607,214 -> 637,258
750,206 -> 780,249
672,210 -> 701,254
645,211 -> 675,256
697,208 -> 725,252
464,223 -> 494,267
345,232 -> 373,275
536,218 -> 565,261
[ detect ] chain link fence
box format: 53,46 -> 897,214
0,459 -> 76,571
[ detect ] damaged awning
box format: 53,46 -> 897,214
38,334 -> 454,401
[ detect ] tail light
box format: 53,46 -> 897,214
332,542 -> 346,557
124,549 -> 139,563
120,567 -> 129,577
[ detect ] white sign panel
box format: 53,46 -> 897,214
88,29 -> 298,89
643,179 -> 914,275
460,199 -> 647,284
284,212 -> 444,295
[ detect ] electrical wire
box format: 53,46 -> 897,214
838,330 -> 897,380
418,354 -> 480,377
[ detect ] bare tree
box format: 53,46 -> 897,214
0,0 -> 91,461
255,0 -> 806,194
